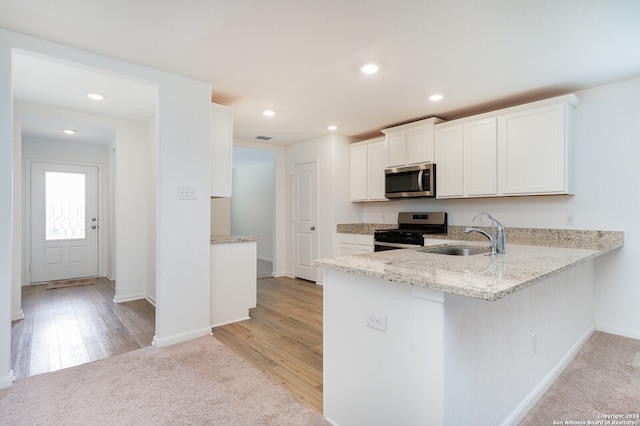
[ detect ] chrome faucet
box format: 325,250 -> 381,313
464,212 -> 506,255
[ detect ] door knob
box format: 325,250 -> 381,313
92,218 -> 97,222
91,225 -> 98,230
310,226 -> 316,231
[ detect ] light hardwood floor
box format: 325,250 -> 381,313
213,276 -> 324,413
11,277 -> 155,380
11,274 -> 323,414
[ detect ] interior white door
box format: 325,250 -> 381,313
293,161 -> 318,282
30,162 -> 99,283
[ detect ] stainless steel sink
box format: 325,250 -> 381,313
420,245 -> 492,256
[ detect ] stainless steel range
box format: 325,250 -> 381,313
374,212 -> 447,252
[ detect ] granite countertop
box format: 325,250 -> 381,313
210,235 -> 260,244
316,232 -> 624,301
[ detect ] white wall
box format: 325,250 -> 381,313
0,29 -> 213,389
356,77 -> 640,339
0,37 -> 12,388
231,160 -> 274,261
286,133 -> 360,282
145,117 -> 157,304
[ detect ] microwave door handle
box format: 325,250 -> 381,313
417,170 -> 424,192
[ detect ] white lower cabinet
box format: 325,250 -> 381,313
210,241 -> 257,327
336,233 -> 374,256
350,138 -> 388,202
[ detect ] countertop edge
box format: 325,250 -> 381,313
315,240 -> 623,301
210,235 -> 260,244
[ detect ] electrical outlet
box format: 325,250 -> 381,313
366,311 -> 387,332
532,333 -> 538,355
565,213 -> 575,226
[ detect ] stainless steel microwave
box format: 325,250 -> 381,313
385,163 -> 436,198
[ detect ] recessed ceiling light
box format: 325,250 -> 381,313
328,125 -> 338,131
361,63 -> 379,74
429,94 -> 444,101
263,109 -> 275,117
87,92 -> 105,101
62,129 -> 77,135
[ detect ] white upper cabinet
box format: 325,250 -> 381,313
435,94 -> 579,198
211,103 -> 234,197
350,137 -> 388,202
465,118 -> 498,197
435,117 -> 497,198
382,117 -> 443,167
498,101 -> 576,195
434,125 -> 465,198
350,143 -> 368,201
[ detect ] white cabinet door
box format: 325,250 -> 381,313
336,233 -> 373,255
337,243 -> 356,256
355,234 -> 374,254
499,103 -> 571,195
435,125 -> 465,198
350,143 -> 368,201
407,125 -> 435,164
386,131 -> 405,167
368,140 -> 388,200
383,118 -> 442,168
464,118 -> 498,197
211,104 -> 233,197
350,138 -> 388,202
435,95 -> 577,199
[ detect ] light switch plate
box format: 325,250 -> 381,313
177,186 -> 198,200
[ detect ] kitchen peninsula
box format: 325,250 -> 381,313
210,235 -> 259,327
315,229 -> 623,426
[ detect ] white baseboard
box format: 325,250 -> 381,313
151,327 -> 212,348
113,292 -> 146,303
11,309 -> 25,321
0,369 -> 15,389
596,325 -> 640,340
145,294 -> 157,307
211,316 -> 250,328
501,325 -> 595,426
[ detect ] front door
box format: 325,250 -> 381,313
30,162 -> 99,283
293,161 -> 318,282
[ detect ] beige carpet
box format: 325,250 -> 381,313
0,335 -> 329,426
45,277 -> 95,290
521,331 -> 640,425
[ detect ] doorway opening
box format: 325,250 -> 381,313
231,147 -> 276,279
11,49 -> 158,377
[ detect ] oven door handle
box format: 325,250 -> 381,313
417,170 -> 424,192
374,241 -> 420,249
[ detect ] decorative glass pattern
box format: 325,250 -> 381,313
45,172 -> 86,240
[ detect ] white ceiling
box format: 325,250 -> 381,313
2,0 -> 640,146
